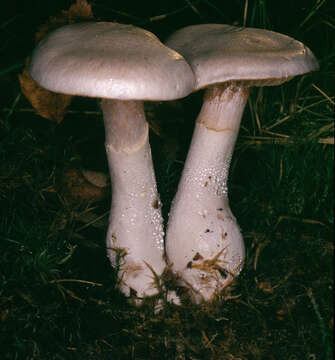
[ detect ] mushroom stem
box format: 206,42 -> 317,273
102,100 -> 148,152
166,84 -> 249,303
101,99 -> 166,300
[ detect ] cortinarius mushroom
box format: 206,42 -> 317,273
29,22 -> 195,302
165,24 -> 319,303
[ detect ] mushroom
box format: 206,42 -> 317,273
165,24 -> 319,303
29,22 -> 195,302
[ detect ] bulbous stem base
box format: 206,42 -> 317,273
166,85 -> 249,303
102,99 -> 166,301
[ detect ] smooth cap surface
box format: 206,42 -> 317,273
165,24 -> 319,90
30,22 -> 195,100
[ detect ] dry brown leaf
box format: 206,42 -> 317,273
59,168 -> 109,203
18,66 -> 72,123
19,0 -> 95,123
1,309 -> 9,322
36,0 -> 94,41
67,0 -> 94,22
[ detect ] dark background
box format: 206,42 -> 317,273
0,0 -> 332,66
0,1 -> 333,359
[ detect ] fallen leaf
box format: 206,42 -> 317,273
67,0 -> 94,22
36,0 -> 94,41
19,0 -> 95,123
18,66 -> 72,123
1,309 -> 9,322
60,168 -> 109,203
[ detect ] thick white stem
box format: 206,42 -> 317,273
166,85 -> 249,303
102,99 -> 166,300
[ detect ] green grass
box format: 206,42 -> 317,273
0,0 -> 334,359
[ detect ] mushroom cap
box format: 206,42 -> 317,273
165,24 -> 319,90
30,22 -> 195,100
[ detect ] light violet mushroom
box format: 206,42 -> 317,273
165,24 -> 319,303
29,22 -> 195,303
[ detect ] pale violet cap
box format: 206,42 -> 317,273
30,22 -> 195,100
165,24 -> 319,90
